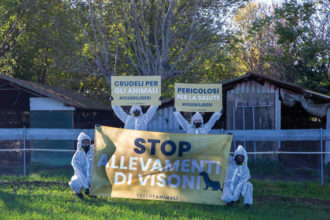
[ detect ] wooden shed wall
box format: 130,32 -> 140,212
226,80 -> 281,159
226,80 -> 281,131
148,107 -> 180,131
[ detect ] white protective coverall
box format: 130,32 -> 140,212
112,105 -> 158,130
221,145 -> 253,205
173,111 -> 221,134
69,132 -> 94,193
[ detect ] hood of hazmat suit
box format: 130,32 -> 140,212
234,145 -> 248,165
191,112 -> 204,125
221,145 -> 253,205
69,132 -> 94,192
173,111 -> 221,134
130,105 -> 142,115
112,105 -> 158,130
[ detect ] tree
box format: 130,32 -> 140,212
1,0 -> 248,101
71,0 -> 121,85
18,0 -> 79,83
0,0 -> 82,85
232,0 -> 329,94
75,0 -> 246,83
0,0 -> 26,75
233,2 -> 282,77
117,0 -> 246,80
272,0 -> 329,93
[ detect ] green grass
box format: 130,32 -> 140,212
0,166 -> 329,220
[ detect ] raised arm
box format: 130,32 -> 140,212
203,111 -> 222,133
112,106 -> 128,123
145,105 -> 158,122
173,111 -> 189,132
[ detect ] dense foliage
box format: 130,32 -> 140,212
0,0 -> 328,100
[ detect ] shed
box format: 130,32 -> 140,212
222,73 -> 329,166
153,72 -> 330,166
0,74 -> 121,166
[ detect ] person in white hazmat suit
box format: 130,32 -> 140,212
112,105 -> 158,130
222,145 -> 253,208
173,111 -> 222,134
69,132 -> 94,199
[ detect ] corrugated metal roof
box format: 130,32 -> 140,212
222,72 -> 330,102
0,74 -> 111,110
227,80 -> 278,94
160,72 -> 330,107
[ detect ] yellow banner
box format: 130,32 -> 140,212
111,76 -> 161,106
175,83 -> 222,112
91,126 -> 232,205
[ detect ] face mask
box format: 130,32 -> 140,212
82,139 -> 90,153
132,109 -> 141,117
194,122 -> 202,128
235,155 -> 244,165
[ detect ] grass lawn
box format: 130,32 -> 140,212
0,166 -> 329,220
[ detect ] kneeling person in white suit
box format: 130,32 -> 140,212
222,145 -> 253,208
69,132 -> 94,199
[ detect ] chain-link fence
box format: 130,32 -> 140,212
0,128 -> 329,184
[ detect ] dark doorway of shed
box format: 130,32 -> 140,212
280,102 -> 325,169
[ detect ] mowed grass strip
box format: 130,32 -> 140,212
0,176 -> 329,220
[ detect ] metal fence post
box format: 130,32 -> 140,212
252,107 -> 256,163
242,107 -> 246,148
23,127 -> 26,177
232,106 -> 236,148
320,128 -> 323,185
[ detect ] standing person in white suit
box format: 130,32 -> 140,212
112,105 -> 158,130
221,145 -> 253,208
173,111 -> 222,134
69,132 -> 94,199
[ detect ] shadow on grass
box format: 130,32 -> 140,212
1,183 -> 329,219
249,159 -> 324,182
81,196 -> 250,219
0,163 -> 73,180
